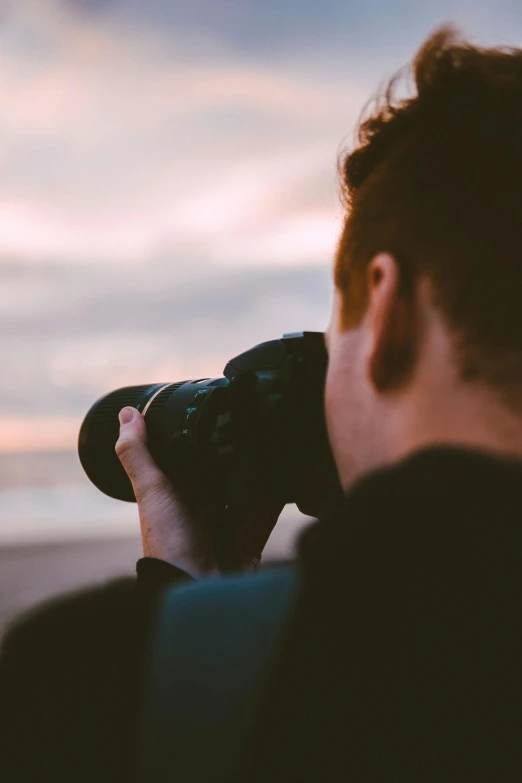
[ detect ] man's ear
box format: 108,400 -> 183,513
366,253 -> 417,391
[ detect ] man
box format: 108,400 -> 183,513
121,26 -> 522,781
2,25 -> 522,781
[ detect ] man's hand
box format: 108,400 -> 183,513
115,407 -> 284,578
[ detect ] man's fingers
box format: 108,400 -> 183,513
115,407 -> 168,502
232,503 -> 286,567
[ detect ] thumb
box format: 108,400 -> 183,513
115,407 -> 168,502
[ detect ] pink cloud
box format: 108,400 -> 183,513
0,0 -> 362,265
0,416 -> 81,453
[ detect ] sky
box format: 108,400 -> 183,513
1,0 -> 522,540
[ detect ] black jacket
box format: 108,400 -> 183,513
2,445 -> 522,782
247,445 -> 522,782
0,554 -> 188,781
143,445 -> 522,781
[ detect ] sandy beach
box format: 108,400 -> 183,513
0,512 -> 309,639
0,536 -> 142,637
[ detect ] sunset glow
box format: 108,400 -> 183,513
0,416 -> 80,453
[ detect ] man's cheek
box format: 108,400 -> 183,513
324,365 -> 341,453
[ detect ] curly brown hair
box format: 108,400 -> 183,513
336,25 -> 522,397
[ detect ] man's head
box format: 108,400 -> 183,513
325,26 -> 522,490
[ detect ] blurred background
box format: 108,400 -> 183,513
1,0 -> 521,634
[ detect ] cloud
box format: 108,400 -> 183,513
0,256 -> 332,333
1,1 -> 520,265
0,0 -> 362,264
0,415 -> 80,452
65,0 -> 385,58
0,259 -> 333,427
65,0 -> 522,65
3,0 -> 522,462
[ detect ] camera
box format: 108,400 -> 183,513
78,331 -> 343,517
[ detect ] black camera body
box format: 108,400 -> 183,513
78,332 -> 343,516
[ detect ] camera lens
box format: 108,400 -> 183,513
78,333 -> 343,515
78,378 -> 228,503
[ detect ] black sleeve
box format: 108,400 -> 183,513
0,559 -> 192,783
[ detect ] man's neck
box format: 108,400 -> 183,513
394,383 -> 522,465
